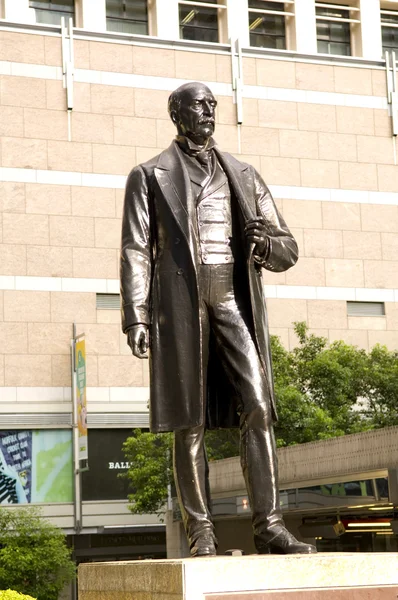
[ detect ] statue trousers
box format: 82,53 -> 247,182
173,263 -> 285,552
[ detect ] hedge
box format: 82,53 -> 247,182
0,591 -> 37,600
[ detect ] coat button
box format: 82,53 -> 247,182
175,238 -> 180,244
177,268 -> 184,275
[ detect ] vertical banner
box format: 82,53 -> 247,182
72,327 -> 88,534
75,338 -> 88,462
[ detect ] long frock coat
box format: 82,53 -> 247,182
120,141 -> 298,433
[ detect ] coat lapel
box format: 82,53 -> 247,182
215,148 -> 258,260
154,142 -> 196,260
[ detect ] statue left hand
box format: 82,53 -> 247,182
245,217 -> 269,257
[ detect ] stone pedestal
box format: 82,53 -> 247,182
79,553 -> 398,600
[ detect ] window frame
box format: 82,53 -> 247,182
30,0 -> 75,26
248,0 -> 295,51
105,0 -> 150,36
381,5 -> 398,57
178,0 -> 227,44
315,1 -> 360,57
346,301 -> 386,317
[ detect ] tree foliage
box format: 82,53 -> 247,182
122,430 -> 173,517
272,322 -> 398,445
122,322 -> 398,514
0,507 -> 75,600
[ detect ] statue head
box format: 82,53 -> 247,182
168,81 -> 217,146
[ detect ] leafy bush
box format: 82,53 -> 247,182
0,592 -> 36,600
0,507 -> 75,600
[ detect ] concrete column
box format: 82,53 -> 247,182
79,0 -> 106,31
359,0 -> 383,60
225,0 -> 249,46
388,468 -> 398,505
155,0 -> 179,40
4,0 -> 35,24
293,0 -> 317,54
165,509 -> 190,558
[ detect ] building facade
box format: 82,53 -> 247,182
0,0 -> 397,561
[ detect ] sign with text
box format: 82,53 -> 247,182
82,429 -> 148,501
75,338 -> 88,462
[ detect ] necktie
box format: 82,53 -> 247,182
196,150 -> 212,175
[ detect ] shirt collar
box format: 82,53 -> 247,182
176,135 -> 216,156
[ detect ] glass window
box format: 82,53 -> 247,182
81,429 -> 149,501
279,478 -> 384,511
316,4 -> 351,56
381,10 -> 398,55
106,0 -> 148,35
30,0 -> 74,25
0,430 -> 73,504
179,0 -> 219,43
248,0 -> 287,50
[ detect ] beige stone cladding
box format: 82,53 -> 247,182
0,29 -> 397,400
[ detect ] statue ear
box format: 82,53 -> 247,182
170,110 -> 178,126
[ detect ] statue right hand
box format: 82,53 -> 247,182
127,324 -> 149,359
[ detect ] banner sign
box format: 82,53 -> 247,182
75,338 -> 88,462
0,430 -> 73,504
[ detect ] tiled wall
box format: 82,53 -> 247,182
0,29 -> 397,413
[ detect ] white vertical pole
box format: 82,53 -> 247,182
155,0 -> 179,40
79,0 -> 106,31
293,0 -> 317,54
225,0 -> 249,47
359,0 -> 383,61
4,0 -> 35,23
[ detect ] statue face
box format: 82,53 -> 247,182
175,83 -> 217,144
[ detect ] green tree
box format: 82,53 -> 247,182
364,343 -> 398,427
0,507 -> 75,600
271,324 -> 372,445
122,430 -> 173,517
122,322 -> 398,515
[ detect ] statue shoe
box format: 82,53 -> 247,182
257,529 -> 317,555
190,535 -> 217,557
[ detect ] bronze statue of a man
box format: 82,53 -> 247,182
120,81 -> 316,557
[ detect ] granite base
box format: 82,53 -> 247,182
78,553 -> 398,600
